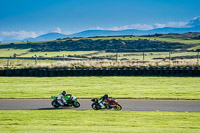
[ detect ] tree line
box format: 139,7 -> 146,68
0,39 -> 190,52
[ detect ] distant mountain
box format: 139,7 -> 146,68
23,33 -> 67,42
66,17 -> 200,37
2,17 -> 200,43
68,26 -> 200,37
67,29 -> 141,37
187,16 -> 200,27
148,26 -> 200,34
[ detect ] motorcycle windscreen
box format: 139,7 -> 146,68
64,96 -> 69,101
71,96 -> 76,101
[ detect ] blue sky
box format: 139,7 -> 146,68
0,0 -> 200,40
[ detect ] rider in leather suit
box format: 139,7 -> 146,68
98,94 -> 109,109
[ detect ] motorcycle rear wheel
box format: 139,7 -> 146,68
113,105 -> 122,111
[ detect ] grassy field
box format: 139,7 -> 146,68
144,37 -> 200,45
0,110 -> 199,133
0,49 -> 29,57
0,40 -> 54,45
0,59 -> 58,64
82,36 -> 200,45
1,36 -> 200,45
0,49 -> 96,57
19,51 -> 96,57
0,51 -> 199,69
0,48 -> 198,61
188,45 -> 200,50
0,77 -> 199,99
92,51 -> 199,61
0,59 -> 60,68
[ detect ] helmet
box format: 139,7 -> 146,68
104,94 -> 108,99
62,91 -> 66,95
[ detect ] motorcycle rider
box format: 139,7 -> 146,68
98,94 -> 109,109
57,91 -> 71,106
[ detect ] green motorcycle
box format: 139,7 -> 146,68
51,95 -> 80,108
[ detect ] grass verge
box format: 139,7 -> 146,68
0,77 -> 200,99
0,110 -> 200,133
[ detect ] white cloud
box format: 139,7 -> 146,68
92,24 -> 154,31
110,24 -> 154,30
94,26 -> 105,30
63,31 -> 76,35
166,21 -> 188,28
92,21 -> 188,31
50,27 -> 62,33
154,23 -> 166,28
192,16 -> 200,20
154,21 -> 188,28
1,30 -> 40,40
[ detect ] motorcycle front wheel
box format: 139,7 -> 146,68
51,101 -> 59,108
73,102 -> 80,108
113,104 -> 122,111
91,103 -> 100,110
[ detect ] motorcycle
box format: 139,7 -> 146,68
51,95 -> 80,108
91,97 -> 122,111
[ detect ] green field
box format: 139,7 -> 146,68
144,37 -> 200,45
0,59 -> 58,64
0,48 -> 96,57
92,51 -> 199,61
0,40 -> 54,45
1,36 -> 200,45
188,45 -> 200,50
19,51 -> 96,57
0,49 -> 29,57
80,36 -> 200,45
0,48 -> 198,61
0,77 -> 199,99
0,110 -> 199,133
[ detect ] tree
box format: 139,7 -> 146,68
13,53 -> 17,58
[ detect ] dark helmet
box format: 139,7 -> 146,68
62,91 -> 66,95
104,94 -> 108,99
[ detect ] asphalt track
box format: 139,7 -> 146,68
0,99 -> 200,112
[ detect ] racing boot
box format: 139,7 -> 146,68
57,100 -> 64,106
64,101 -> 68,106
100,102 -> 106,109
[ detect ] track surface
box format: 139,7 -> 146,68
0,99 -> 200,112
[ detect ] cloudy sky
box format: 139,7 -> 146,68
0,0 -> 200,41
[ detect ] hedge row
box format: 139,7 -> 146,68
0,68 -> 200,77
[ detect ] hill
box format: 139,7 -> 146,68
2,17 -> 200,43
23,33 -> 67,42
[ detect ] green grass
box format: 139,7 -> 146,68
0,48 -> 96,57
0,48 -> 198,61
18,51 -> 97,57
0,59 -> 59,67
188,45 -> 200,50
92,51 -> 199,61
1,36 -> 200,46
0,110 -> 199,133
0,49 -> 29,57
79,36 -> 200,44
144,37 -> 200,45
0,40 -> 54,45
0,77 -> 199,99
